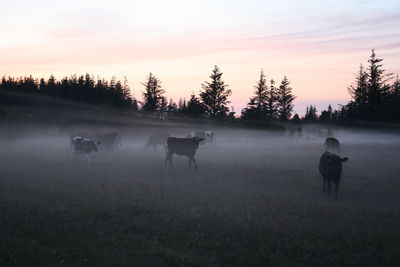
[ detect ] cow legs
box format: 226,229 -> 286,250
188,157 -> 197,171
334,182 -> 339,200
85,154 -> 92,168
323,179 -> 327,193
327,181 -> 332,196
165,153 -> 173,168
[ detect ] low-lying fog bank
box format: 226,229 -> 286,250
1,122 -> 400,266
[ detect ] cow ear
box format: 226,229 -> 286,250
342,157 -> 348,162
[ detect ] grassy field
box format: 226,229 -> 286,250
1,125 -> 400,266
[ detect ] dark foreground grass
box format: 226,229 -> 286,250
0,129 -> 400,266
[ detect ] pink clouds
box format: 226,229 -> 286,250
1,2 -> 399,116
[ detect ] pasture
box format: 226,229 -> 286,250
1,125 -> 400,266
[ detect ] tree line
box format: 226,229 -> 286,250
0,66 -> 296,122
1,50 -> 399,123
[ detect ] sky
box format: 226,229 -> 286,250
0,0 -> 399,115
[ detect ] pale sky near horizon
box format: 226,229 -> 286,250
1,0 -> 399,115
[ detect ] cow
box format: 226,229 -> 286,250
71,136 -> 101,168
70,133 -> 94,153
319,151 -> 348,200
145,132 -> 170,150
165,137 -> 203,170
324,137 -> 340,152
95,132 -> 121,152
188,131 -> 215,145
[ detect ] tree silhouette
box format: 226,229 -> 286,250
186,93 -> 206,118
276,76 -> 295,120
200,66 -> 232,118
166,99 -> 178,116
366,49 -> 392,117
348,64 -> 368,107
304,105 -> 318,121
241,70 -> 268,121
266,79 -> 278,120
319,104 -> 333,121
141,73 -> 165,115
345,50 -> 395,121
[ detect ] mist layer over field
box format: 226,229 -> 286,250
1,124 -> 400,266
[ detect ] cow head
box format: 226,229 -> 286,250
193,137 -> 203,148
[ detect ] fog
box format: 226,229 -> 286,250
1,121 -> 400,266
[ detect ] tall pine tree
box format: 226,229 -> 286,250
200,66 -> 232,118
241,70 -> 268,121
141,73 -> 165,115
276,76 -> 295,120
266,79 -> 278,120
367,49 -> 392,117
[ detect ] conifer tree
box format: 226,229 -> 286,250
141,73 -> 165,114
348,64 -> 368,107
367,49 -> 392,116
276,76 -> 295,120
200,65 -> 231,118
242,70 -> 268,120
266,79 -> 278,120
186,93 -> 206,118
304,105 -> 318,121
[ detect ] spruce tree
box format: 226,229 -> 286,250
186,93 -> 206,118
242,70 -> 268,120
266,79 -> 278,120
276,76 -> 296,120
200,65 -> 231,118
141,73 -> 165,115
367,49 -> 392,117
348,64 -> 368,108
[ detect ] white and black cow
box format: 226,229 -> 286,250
319,151 -> 348,200
188,131 -> 215,145
70,136 -> 101,168
165,137 -> 203,170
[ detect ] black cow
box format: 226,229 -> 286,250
324,137 -> 340,152
71,136 -> 101,168
145,132 -> 170,150
96,132 -> 121,152
319,151 -> 348,199
165,137 -> 203,170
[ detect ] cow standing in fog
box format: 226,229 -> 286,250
188,131 -> 215,145
96,132 -> 121,152
70,133 -> 93,153
324,137 -> 340,152
71,136 -> 101,168
165,137 -> 203,170
319,151 -> 348,200
145,132 -> 170,150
